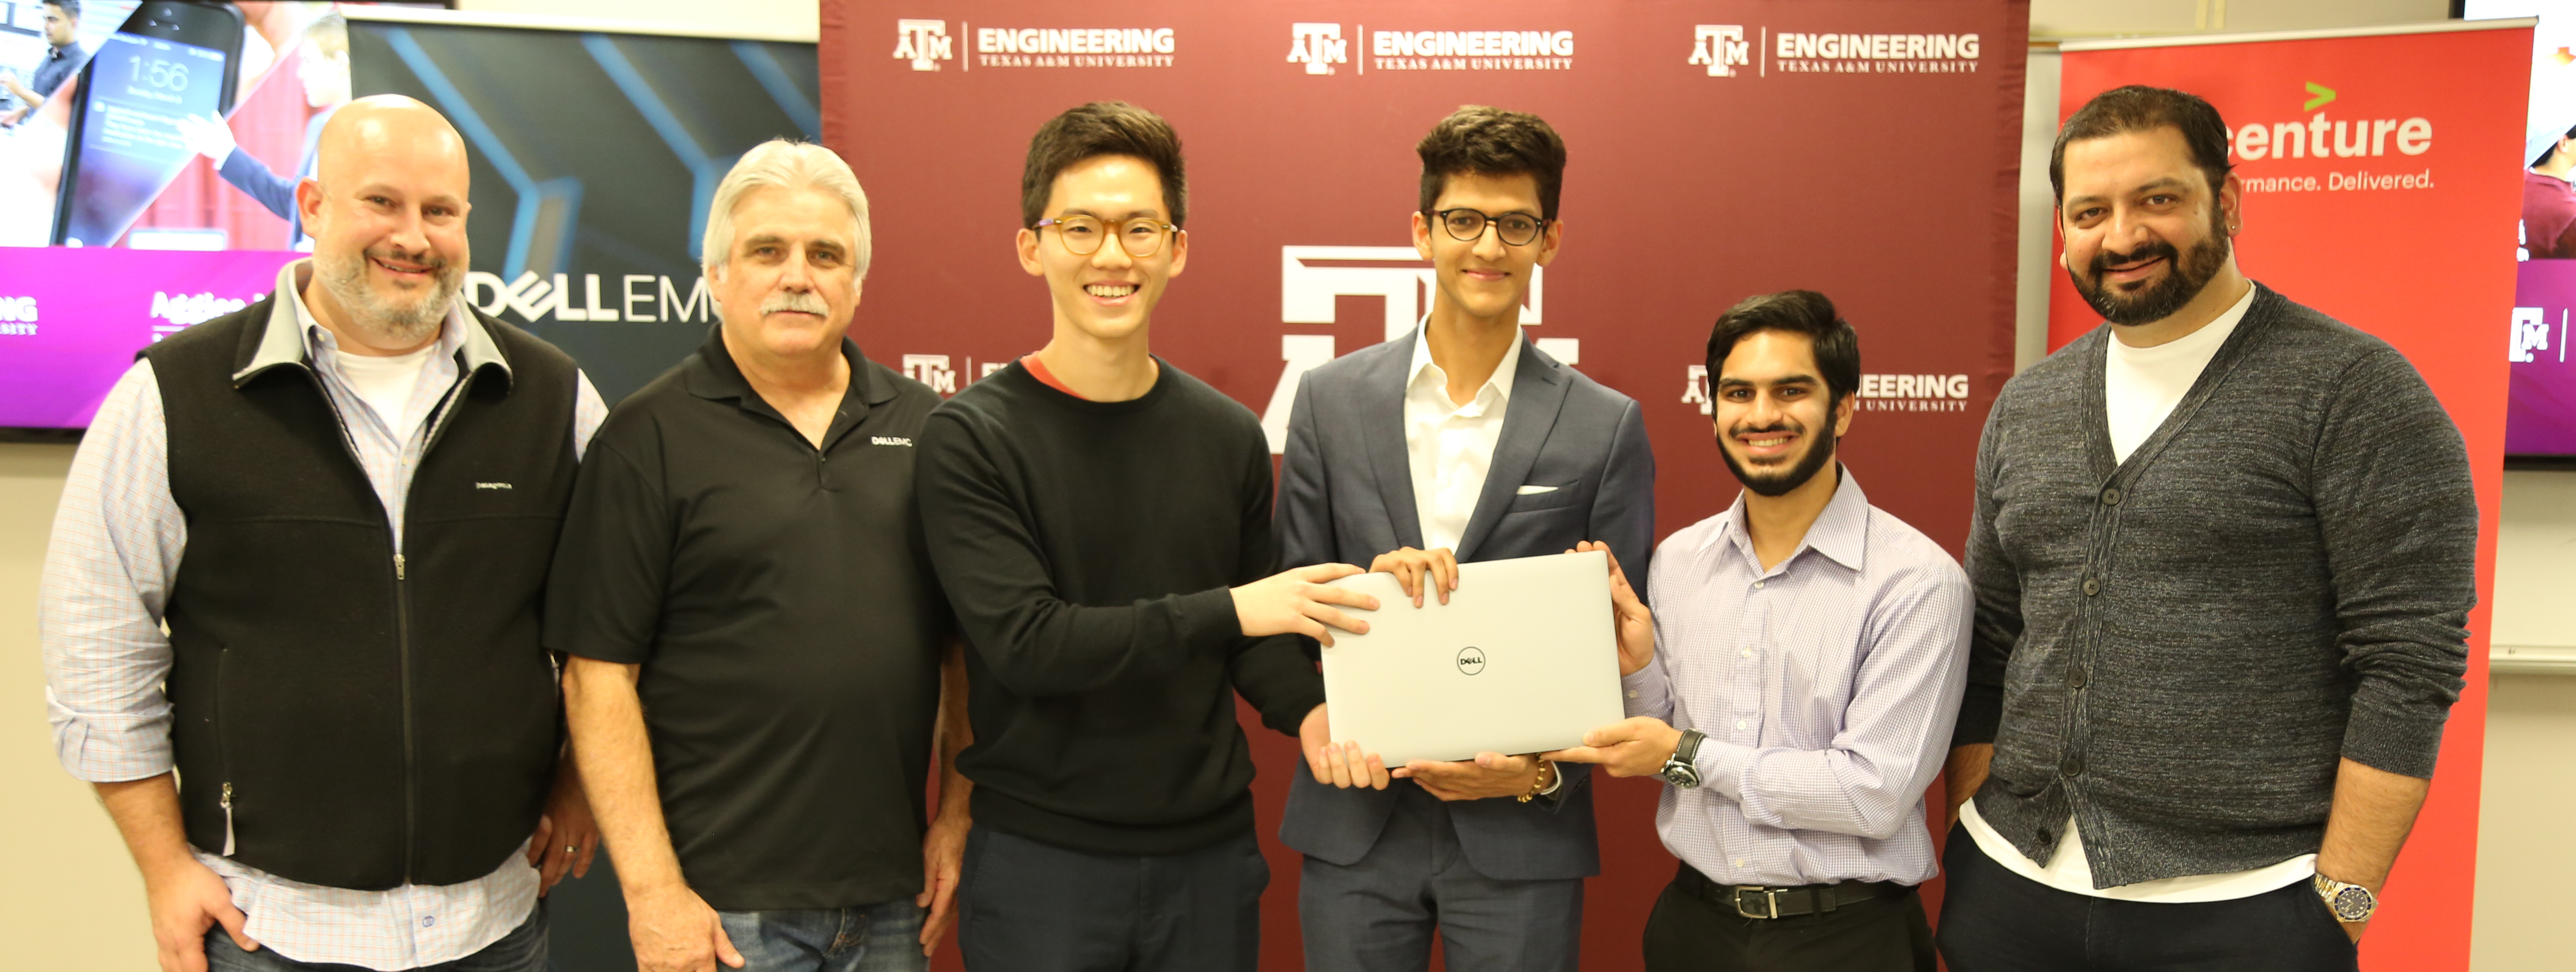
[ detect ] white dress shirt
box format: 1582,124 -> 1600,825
39,260 -> 608,969
1959,282 -> 2314,903
1403,323 -> 1525,553
1621,472 -> 1972,887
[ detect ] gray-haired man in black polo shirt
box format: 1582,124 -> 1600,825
1937,86 -> 2476,972
550,140 -> 971,972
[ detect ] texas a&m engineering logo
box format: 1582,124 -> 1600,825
1690,26 -> 1750,77
1288,22 -> 1347,75
894,19 -> 951,72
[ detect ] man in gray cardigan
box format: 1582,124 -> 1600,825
1276,106 -> 1654,972
1937,85 -> 2475,972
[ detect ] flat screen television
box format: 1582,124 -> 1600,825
2470,0 -> 2576,461
0,2 -> 818,438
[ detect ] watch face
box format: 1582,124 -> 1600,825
2328,885 -> 2374,922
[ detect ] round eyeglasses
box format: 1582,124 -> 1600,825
1033,216 -> 1180,257
1426,208 -> 1550,247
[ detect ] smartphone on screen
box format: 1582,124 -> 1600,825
49,0 -> 243,247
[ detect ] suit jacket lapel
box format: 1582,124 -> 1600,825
1456,341 -> 1568,562
1364,331 -> 1425,551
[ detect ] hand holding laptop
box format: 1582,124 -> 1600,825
1545,542 -> 1673,777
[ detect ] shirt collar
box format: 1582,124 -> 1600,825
1406,318 -> 1525,407
1701,466 -> 1871,573
235,259 -> 501,385
681,323 -> 885,408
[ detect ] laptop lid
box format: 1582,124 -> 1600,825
1319,549 -> 1626,766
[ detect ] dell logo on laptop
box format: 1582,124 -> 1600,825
1456,646 -> 1486,676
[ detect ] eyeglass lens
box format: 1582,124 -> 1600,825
1441,210 -> 1542,246
1051,216 -> 1168,257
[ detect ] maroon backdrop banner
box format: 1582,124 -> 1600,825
822,2 -> 2027,967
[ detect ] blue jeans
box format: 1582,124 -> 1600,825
718,899 -> 928,972
203,901 -> 546,971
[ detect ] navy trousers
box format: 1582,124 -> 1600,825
956,825 -> 1265,972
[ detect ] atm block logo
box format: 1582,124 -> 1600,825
1288,23 -> 1347,75
1691,25 -> 1751,77
895,19 -> 953,71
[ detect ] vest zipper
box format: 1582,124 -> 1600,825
216,646 -> 235,856
394,551 -> 417,884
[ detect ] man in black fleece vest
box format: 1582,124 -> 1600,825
916,101 -> 1376,972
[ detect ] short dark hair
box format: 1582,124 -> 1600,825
1020,101 -> 1187,229
1704,290 -> 1861,412
2538,123 -> 2576,168
44,0 -> 77,18
1416,106 -> 1568,220
2050,85 -> 2233,206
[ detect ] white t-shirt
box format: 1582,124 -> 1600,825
331,342 -> 441,440
2103,285 -> 2255,463
1961,284 -> 2316,903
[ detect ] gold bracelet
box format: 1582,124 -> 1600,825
1517,760 -> 1557,803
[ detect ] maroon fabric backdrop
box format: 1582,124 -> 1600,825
822,2 -> 2027,967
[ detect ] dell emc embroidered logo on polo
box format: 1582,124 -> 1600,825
1457,647 -> 1486,676
872,437 -> 913,447
475,482 -> 513,490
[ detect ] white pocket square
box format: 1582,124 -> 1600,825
1515,484 -> 1561,495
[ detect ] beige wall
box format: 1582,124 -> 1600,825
11,0 -> 2567,969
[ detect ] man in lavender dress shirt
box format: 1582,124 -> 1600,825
1550,291 -> 1970,971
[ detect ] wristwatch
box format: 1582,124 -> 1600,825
2313,874 -> 2377,923
1658,729 -> 1706,789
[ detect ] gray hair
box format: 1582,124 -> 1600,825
701,139 -> 872,279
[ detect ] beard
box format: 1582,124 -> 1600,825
315,244 -> 463,347
2066,202 -> 2231,326
1718,417 -> 1839,498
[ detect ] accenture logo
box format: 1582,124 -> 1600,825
1288,23 -> 1347,75
894,19 -> 951,72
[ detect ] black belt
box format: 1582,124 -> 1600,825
1675,863 -> 1911,920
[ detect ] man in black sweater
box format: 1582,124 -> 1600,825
916,101 -> 1378,972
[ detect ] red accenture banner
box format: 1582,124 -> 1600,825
2058,22 -> 2529,970
825,1 -> 2027,966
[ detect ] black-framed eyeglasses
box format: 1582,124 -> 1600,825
1425,208 -> 1550,246
1033,215 -> 1180,257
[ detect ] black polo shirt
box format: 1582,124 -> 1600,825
545,327 -> 949,911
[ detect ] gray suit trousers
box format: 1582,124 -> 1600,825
1298,785 -> 1581,972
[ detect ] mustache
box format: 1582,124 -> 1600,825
2088,239 -> 2179,278
761,291 -> 830,316
364,245 -> 452,274
1729,419 -> 1805,439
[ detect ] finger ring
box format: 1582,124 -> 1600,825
565,845 -> 578,855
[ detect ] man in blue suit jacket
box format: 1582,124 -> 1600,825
1277,106 -> 1655,972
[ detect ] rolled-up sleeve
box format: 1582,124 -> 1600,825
40,362 -> 188,783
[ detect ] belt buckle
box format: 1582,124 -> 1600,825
1730,886 -> 1780,920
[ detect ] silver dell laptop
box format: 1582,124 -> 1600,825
1318,549 -> 1627,766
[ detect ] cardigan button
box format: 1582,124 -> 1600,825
2062,755 -> 2085,777
2082,577 -> 2101,596
2102,487 -> 2123,505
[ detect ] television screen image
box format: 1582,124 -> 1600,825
0,3 -> 815,434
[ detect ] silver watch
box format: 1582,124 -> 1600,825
2313,874 -> 2376,922
1658,729 -> 1705,789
